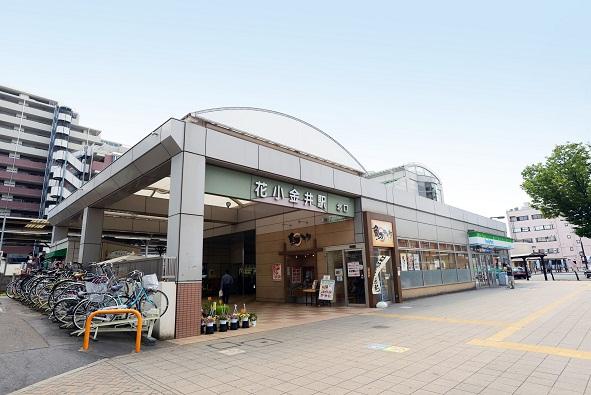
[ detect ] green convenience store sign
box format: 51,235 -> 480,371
468,231 -> 513,250
204,165 -> 355,217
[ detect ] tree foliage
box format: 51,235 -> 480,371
521,143 -> 591,238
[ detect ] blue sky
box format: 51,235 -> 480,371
2,1 -> 590,218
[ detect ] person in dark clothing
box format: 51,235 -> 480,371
220,270 -> 234,304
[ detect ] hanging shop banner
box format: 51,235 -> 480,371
272,263 -> 282,281
347,261 -> 361,277
318,279 -> 335,301
372,255 -> 390,295
413,253 -> 421,271
371,220 -> 395,247
204,165 -> 355,218
291,267 -> 302,284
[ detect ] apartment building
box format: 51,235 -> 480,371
507,203 -> 591,269
0,85 -> 126,259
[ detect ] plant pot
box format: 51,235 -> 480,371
230,319 -> 239,330
213,323 -> 217,332
241,319 -> 249,328
251,320 -> 257,327
205,324 -> 214,334
219,322 -> 228,332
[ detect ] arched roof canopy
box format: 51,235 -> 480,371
185,107 -> 366,174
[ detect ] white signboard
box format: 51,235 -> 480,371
372,255 -> 390,295
318,279 -> 335,301
347,261 -> 361,277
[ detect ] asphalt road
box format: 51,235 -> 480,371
0,296 -> 169,394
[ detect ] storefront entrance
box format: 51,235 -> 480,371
325,245 -> 368,306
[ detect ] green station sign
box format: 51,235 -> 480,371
204,165 -> 355,217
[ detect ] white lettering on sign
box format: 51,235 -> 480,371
336,203 -> 349,214
289,188 -> 300,203
317,194 -> 327,209
303,192 -> 313,206
254,181 -> 268,198
272,185 -> 284,200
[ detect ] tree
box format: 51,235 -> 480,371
521,143 -> 591,238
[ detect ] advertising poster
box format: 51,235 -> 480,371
272,263 -> 282,281
400,253 -> 408,271
407,253 -> 414,271
347,261 -> 361,277
370,220 -> 395,247
318,279 -> 335,301
413,254 -> 421,271
291,267 -> 302,284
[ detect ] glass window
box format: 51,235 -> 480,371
543,224 -> 554,230
456,253 -> 469,269
509,216 -> 517,222
420,250 -> 439,270
398,239 -> 410,248
531,214 -> 543,220
439,252 -> 456,269
438,243 -> 454,251
567,235 -> 571,239
420,241 -> 437,250
516,215 -> 529,221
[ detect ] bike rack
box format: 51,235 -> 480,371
82,309 -> 143,353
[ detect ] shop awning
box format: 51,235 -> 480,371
468,231 -> 513,250
46,248 -> 67,259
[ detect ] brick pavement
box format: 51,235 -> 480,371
11,281 -> 591,394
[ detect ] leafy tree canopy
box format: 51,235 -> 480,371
521,143 -> 591,238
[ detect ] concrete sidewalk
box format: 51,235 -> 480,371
11,281 -> 591,395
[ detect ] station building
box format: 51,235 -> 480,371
47,108 -> 510,338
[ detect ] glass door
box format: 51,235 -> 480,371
344,249 -> 366,305
326,250 -> 346,306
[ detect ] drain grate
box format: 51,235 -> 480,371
241,338 -> 282,348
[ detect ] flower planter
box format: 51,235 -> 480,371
241,319 -> 249,328
205,324 -> 214,334
230,319 -> 239,330
213,323 -> 218,332
219,320 -> 228,332
251,320 -> 257,327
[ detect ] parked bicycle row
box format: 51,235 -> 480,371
6,262 -> 169,332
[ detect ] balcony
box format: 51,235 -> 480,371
0,170 -> 44,184
0,154 -> 45,172
0,200 -> 40,212
0,185 -> 42,198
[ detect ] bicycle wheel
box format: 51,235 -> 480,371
52,297 -> 79,325
139,290 -> 169,317
72,294 -> 118,330
6,281 -> 16,299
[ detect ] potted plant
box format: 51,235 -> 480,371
205,316 -> 215,334
230,313 -> 240,330
218,313 -> 229,332
249,312 -> 257,327
240,312 -> 250,328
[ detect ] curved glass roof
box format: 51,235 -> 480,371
187,107 -> 366,173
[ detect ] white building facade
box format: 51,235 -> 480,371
507,203 -> 591,269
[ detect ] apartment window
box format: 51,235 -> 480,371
536,236 -> 557,242
0,209 -> 10,216
11,139 -> 23,145
531,214 -> 543,220
516,215 -> 529,221
544,224 -> 554,230
512,227 -> 530,233
567,235 -> 571,239
1,195 -> 13,201
6,167 -> 17,173
533,224 -> 554,231
3,180 -> 15,187
516,238 -> 533,243
509,216 -> 516,222
8,152 -> 20,159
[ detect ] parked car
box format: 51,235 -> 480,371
585,269 -> 591,279
513,266 -> 529,280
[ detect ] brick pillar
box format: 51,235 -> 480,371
167,151 -> 205,338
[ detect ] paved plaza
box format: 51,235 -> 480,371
8,281 -> 591,395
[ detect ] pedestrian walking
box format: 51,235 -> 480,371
220,270 -> 234,305
504,264 -> 515,289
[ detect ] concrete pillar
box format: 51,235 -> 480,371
167,151 -> 205,338
51,226 -> 68,244
78,207 -> 104,263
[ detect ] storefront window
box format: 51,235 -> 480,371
398,239 -> 410,248
438,243 -> 454,251
456,253 -> 469,269
420,250 -> 439,270
439,252 -> 456,269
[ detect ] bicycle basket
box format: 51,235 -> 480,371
85,281 -> 108,303
141,274 -> 159,291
